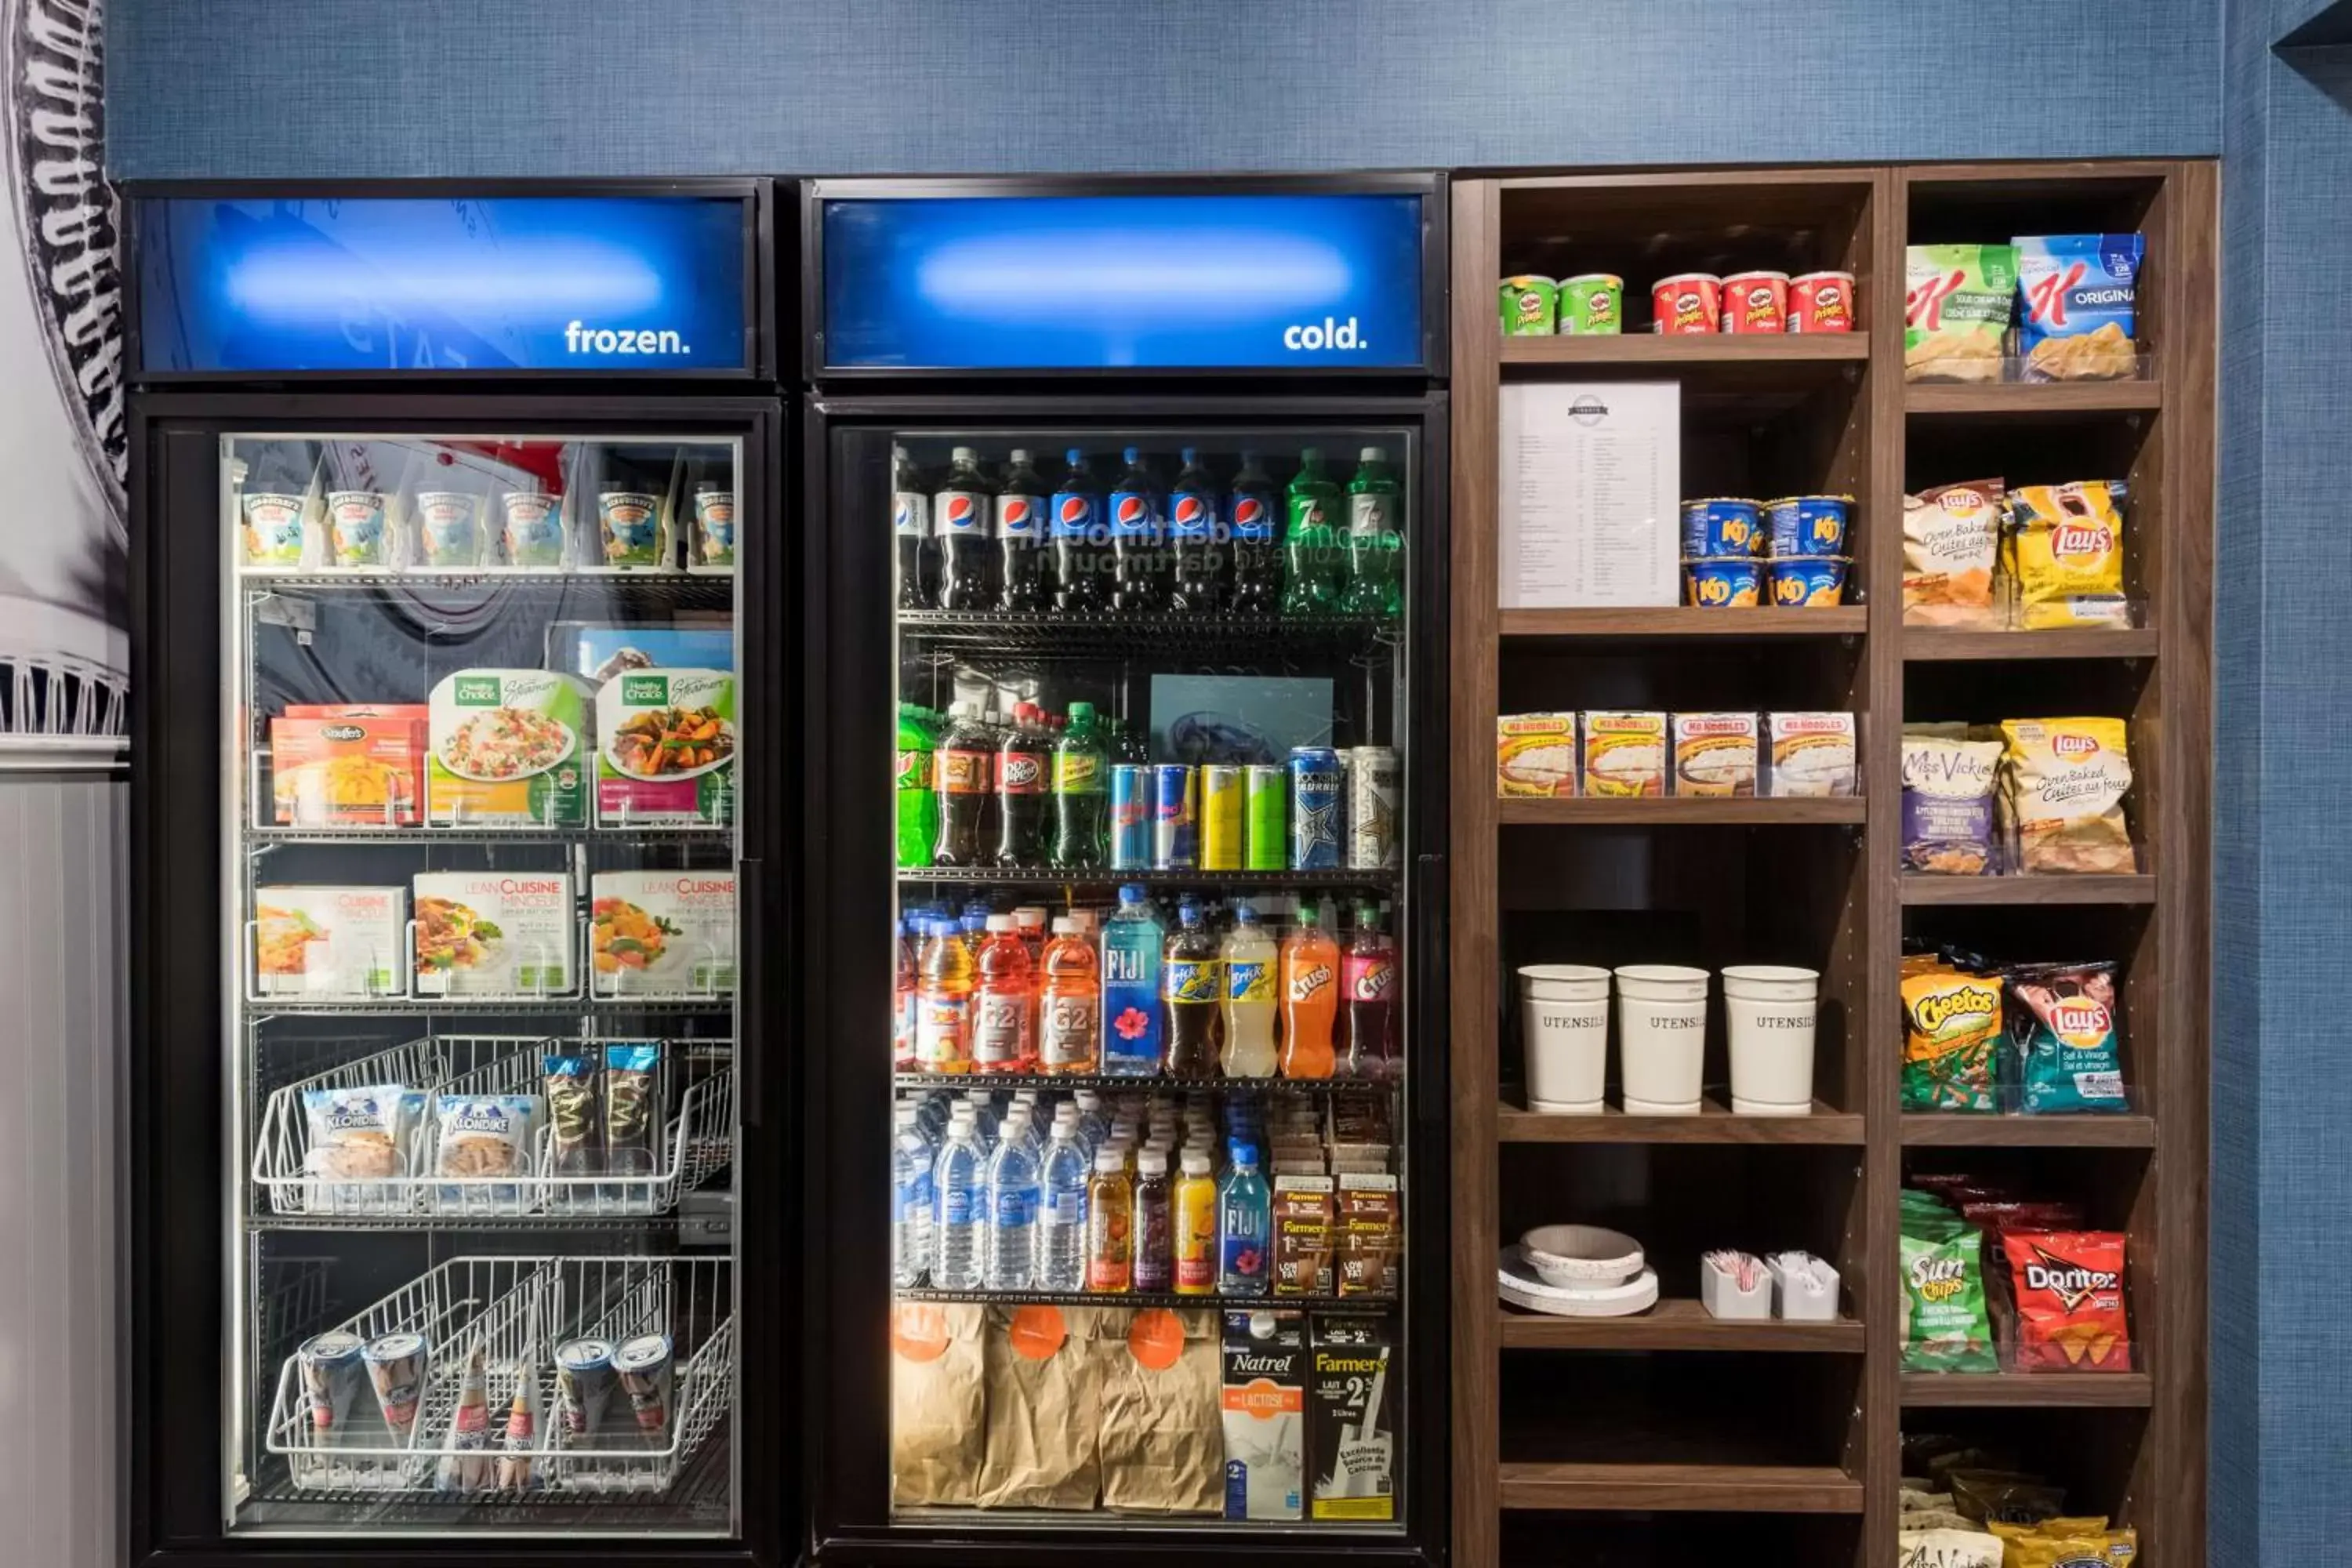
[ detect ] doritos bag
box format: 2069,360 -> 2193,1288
2015,234 -> 2143,382
2001,1230 -> 2132,1372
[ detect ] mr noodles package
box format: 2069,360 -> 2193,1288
2006,961 -> 2128,1113
2006,481 -> 2129,630
2001,1230 -> 2132,1371
2015,234 -> 2143,382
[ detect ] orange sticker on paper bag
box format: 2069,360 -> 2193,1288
890,1301 -> 949,1363
1008,1304 -> 1067,1360
1127,1308 -> 1185,1370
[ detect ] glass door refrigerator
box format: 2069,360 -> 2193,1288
125,183 -> 793,1565
798,178 -> 1450,1566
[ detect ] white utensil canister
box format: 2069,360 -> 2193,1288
1613,964 -> 1708,1113
1519,964 -> 1611,1114
1722,964 -> 1820,1114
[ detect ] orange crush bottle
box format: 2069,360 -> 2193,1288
1279,898 -> 1340,1079
1036,916 -> 1102,1075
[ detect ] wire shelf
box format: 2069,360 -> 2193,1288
892,1070 -> 1401,1095
246,824 -> 731,848
263,1254 -> 733,1497
252,1036 -> 735,1224
898,866 -> 1398,890
898,608 -> 1398,659
895,1287 -> 1395,1311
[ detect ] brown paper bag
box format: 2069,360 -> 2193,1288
1097,1307 -> 1222,1514
891,1301 -> 985,1506
977,1305 -> 1103,1509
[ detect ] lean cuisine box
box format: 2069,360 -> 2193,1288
412,872 -> 575,998
426,670 -> 593,828
253,885 -> 406,998
594,668 -> 736,827
590,870 -> 736,996
270,705 -> 428,826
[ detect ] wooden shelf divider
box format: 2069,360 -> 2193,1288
1502,1299 -> 1866,1352
1499,1099 -> 1866,1145
1904,379 -> 2163,416
1900,1112 -> 2158,1149
1898,873 -> 2156,906
1499,796 -> 1864,826
1501,333 -> 1871,367
1898,1372 -> 2154,1409
1501,606 -> 1867,640
1904,627 -> 2160,662
1497,1461 -> 1866,1514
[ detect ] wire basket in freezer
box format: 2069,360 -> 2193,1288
263,1255 -> 734,1496
251,1036 -> 735,1221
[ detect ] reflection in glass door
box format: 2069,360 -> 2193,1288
225,433 -> 743,1535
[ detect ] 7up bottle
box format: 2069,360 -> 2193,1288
1341,445 -> 1403,618
1280,448 -> 1342,617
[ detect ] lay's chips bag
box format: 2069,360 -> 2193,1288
2015,234 -> 2143,382
2007,481 -> 2128,630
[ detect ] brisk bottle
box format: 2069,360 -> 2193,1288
1109,446 -> 1163,612
1220,901 -> 1279,1077
1163,899 -> 1225,1080
995,448 -> 1050,611
1226,450 -> 1283,616
934,446 -> 996,610
1167,447 -> 1223,612
1051,449 -> 1107,612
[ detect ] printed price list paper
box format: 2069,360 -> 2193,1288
1497,381 -> 1679,608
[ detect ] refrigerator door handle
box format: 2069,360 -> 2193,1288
739,855 -> 764,1130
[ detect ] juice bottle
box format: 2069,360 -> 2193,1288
1220,900 -> 1279,1077
1036,916 -> 1102,1074
1279,899 -> 1339,1079
969,915 -> 1036,1071
915,917 -> 974,1074
1131,1149 -> 1174,1292
1085,1149 -> 1134,1293
1171,1149 -> 1218,1294
1162,899 -> 1225,1079
893,918 -> 917,1069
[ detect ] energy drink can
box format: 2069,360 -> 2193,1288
1346,747 -> 1401,869
1153,764 -> 1198,870
1200,764 -> 1243,870
362,1331 -> 428,1442
1244,765 -> 1287,870
298,1330 -> 368,1439
555,1337 -> 619,1437
613,1333 -> 675,1447
1288,748 -> 1343,870
1110,764 -> 1151,869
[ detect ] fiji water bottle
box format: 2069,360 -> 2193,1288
1100,885 -> 1167,1075
985,1103 -> 1040,1290
1167,448 -> 1223,612
891,1103 -> 936,1287
1036,1121 -> 1091,1291
1218,1139 -> 1271,1296
931,1110 -> 985,1290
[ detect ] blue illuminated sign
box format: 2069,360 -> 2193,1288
136,194 -> 750,374
820,193 -> 1426,371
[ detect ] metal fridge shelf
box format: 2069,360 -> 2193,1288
895,1287 -> 1396,1311
898,866 -> 1399,891
892,1069 -> 1401,1094
897,608 -> 1398,659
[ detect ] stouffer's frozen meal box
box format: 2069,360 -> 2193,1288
271,705 -> 429,826
412,872 -> 575,998
590,870 -> 737,996
254,884 -> 406,997
595,668 -> 736,827
426,669 -> 593,827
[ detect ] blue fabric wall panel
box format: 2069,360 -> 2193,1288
107,0 -> 2222,178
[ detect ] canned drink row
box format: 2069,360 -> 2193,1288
1111,748 -> 1398,872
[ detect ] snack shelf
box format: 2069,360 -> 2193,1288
1898,1112 -> 2157,1148
1903,379 -> 2163,416
1896,1371 -> 2152,1408
1499,334 -> 1871,366
894,1287 -> 1392,1310
1495,1461 -> 1864,1514
898,866 -> 1398,891
1902,627 -> 2160,662
1497,1100 -> 1865,1145
896,608 -> 1395,659
1499,1300 -> 1864,1353
1499,606 -> 1867,641
260,1254 -> 733,1497
1898,873 -> 2156,906
252,1036 -> 734,1225
892,1070 -> 1399,1095
1497,797 -> 1864,826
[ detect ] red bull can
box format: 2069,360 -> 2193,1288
1244,764 -> 1287,869
1288,747 -> 1343,869
1109,764 -> 1151,869
1200,764 -> 1243,869
1152,764 -> 1197,870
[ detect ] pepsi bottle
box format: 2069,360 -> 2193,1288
1167,447 -> 1223,612
1051,449 -> 1109,612
935,447 -> 996,611
995,448 -> 1049,612
893,444 -> 932,609
1109,446 -> 1163,612
1226,450 -> 1282,616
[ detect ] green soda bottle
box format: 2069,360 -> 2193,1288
1280,448 -> 1341,618
1341,445 -> 1403,618
895,703 -> 939,868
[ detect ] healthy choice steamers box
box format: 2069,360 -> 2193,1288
426,669 -> 593,827
594,667 -> 736,827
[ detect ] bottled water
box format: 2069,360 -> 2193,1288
1073,1088 -> 1110,1150
891,1104 -> 937,1287
1036,1123 -> 1091,1291
984,1105 -> 1041,1291
931,1112 -> 985,1290
1218,1139 -> 1272,1297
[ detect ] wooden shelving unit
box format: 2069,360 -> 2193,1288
1451,162 -> 2214,1568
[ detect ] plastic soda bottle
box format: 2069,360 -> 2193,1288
1280,448 -> 1342,617
892,444 -> 931,609
893,919 -> 918,1069
1109,446 -> 1164,612
993,702 -> 1051,867
1036,1123 -> 1091,1291
891,1103 -> 935,1287
970,915 -> 1036,1071
1217,1139 -> 1271,1297
1220,901 -> 1279,1077
1100,885 -> 1167,1076
915,918 -> 975,1073
995,448 -> 1050,612
1131,1149 -> 1174,1291
1226,450 -> 1283,616
983,1102 -> 1040,1290
1171,1149 -> 1218,1294
931,701 -> 994,867
1167,447 -> 1223,612
1051,449 -> 1107,612
1163,899 -> 1225,1080
1050,701 -> 1109,868
1036,916 -> 1102,1074
895,704 -> 938,869
1342,445 -> 1404,617
1085,1148 -> 1134,1292
1342,899 -> 1400,1081
933,445 -> 996,610
1279,899 -> 1339,1079
931,1110 -> 985,1290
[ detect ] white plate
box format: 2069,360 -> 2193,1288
1497,1248 -> 1659,1318
1519,1223 -> 1646,1286
437,717 -> 576,783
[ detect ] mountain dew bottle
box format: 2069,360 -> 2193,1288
1342,445 -> 1403,618
895,703 -> 939,868
1280,448 -> 1343,617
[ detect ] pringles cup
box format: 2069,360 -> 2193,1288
1790,270 -> 1856,332
1720,270 -> 1791,333
1559,274 -> 1624,335
1498,275 -> 1558,336
1650,273 -> 1722,335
